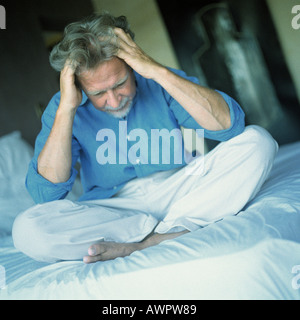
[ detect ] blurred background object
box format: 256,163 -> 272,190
157,0 -> 300,149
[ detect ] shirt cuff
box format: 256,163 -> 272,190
26,160 -> 78,204
201,90 -> 245,141
180,90 -> 245,142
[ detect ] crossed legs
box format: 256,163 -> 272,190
12,126 -> 278,263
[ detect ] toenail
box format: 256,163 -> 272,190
89,247 -> 96,256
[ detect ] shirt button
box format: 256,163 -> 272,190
113,186 -> 117,190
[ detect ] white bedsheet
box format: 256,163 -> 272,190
1,139 -> 300,300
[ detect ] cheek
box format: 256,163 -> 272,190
123,81 -> 136,99
89,96 -> 106,109
119,88 -> 132,97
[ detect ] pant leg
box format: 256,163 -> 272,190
12,197 -> 158,263
144,125 -> 278,233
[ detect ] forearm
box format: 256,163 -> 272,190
114,28 -> 231,131
153,66 -> 231,131
37,106 -> 76,183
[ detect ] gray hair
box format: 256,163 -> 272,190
49,13 -> 134,74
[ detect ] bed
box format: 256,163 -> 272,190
0,131 -> 300,300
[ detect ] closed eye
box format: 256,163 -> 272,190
93,91 -> 105,97
86,73 -> 129,97
114,78 -> 128,89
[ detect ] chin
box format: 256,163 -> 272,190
108,102 -> 133,119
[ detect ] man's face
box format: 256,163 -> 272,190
78,57 -> 136,118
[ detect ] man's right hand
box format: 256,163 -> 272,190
37,60 -> 81,184
59,60 -> 82,111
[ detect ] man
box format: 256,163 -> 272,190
12,14 -> 278,263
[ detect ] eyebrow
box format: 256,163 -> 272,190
87,73 -> 129,96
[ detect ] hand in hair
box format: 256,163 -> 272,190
59,60 -> 83,112
114,28 -> 163,81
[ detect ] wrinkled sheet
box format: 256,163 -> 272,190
1,141 -> 300,300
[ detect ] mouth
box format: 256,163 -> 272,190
105,98 -> 133,118
105,96 -> 129,110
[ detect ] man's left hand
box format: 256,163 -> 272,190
114,27 -> 162,80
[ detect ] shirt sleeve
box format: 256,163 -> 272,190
25,92 -> 81,203
164,68 -> 245,141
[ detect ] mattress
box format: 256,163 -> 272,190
0,133 -> 300,300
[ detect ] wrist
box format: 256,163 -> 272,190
58,96 -> 79,112
57,103 -> 77,119
151,64 -> 170,84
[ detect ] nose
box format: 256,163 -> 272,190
106,90 -> 120,109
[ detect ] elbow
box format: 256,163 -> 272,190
222,112 -> 232,130
219,99 -> 232,130
213,110 -> 231,131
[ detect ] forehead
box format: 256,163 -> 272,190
78,57 -> 128,90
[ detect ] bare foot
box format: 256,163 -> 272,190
83,229 -> 189,264
83,241 -> 142,263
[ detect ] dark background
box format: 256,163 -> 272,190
0,0 -> 94,145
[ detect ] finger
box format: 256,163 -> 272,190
63,59 -> 79,74
60,64 -> 77,87
117,38 -> 136,58
117,37 -> 131,51
115,39 -> 135,63
115,47 -> 128,61
114,27 -> 135,46
115,47 -> 136,68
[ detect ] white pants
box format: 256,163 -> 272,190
12,126 -> 278,263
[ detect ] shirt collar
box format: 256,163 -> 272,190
80,91 -> 89,106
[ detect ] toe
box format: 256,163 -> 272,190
88,243 -> 106,256
83,254 -> 104,264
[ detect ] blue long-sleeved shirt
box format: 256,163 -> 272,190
26,68 -> 245,203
